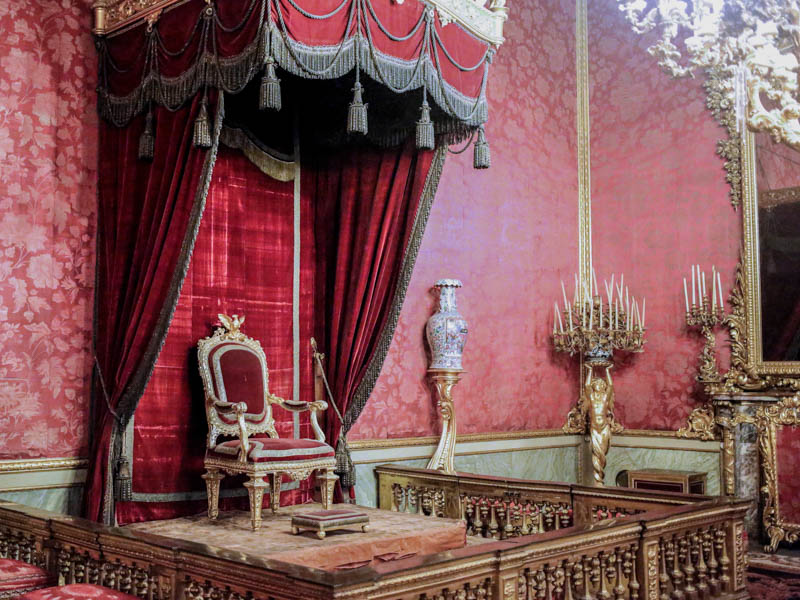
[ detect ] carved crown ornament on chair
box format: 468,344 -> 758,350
197,314 -> 337,530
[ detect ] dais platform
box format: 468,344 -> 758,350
127,504 -> 473,571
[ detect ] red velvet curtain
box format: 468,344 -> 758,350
85,92 -> 221,524
115,145 -> 314,524
307,139 -> 436,498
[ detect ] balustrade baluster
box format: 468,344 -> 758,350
705,528 -> 719,597
693,531 -> 708,597
629,543 -> 641,600
612,547 -> 626,600
667,535 -> 683,600
659,539 -> 670,600
681,535 -> 697,599
57,549 -> 71,585
583,555 -> 596,600
488,502 -> 499,539
715,527 -> 730,591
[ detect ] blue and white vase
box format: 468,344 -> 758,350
426,279 -> 468,370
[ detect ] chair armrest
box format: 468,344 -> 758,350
212,400 -> 249,462
268,395 -> 329,443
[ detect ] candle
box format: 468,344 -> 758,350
556,304 -> 563,332
717,271 -> 724,309
619,274 -> 624,302
615,299 -> 618,329
702,270 -> 707,301
589,299 -> 594,330
553,308 -> 557,335
574,274 -> 579,305
561,280 -> 569,310
642,297 -> 646,328
592,268 -> 599,297
683,278 -> 690,312
599,294 -> 603,329
691,267 -> 696,306
712,269 -> 717,311
567,302 -> 573,330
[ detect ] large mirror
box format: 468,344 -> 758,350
753,133 -> 800,362
742,130 -> 800,378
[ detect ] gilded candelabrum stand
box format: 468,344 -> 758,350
425,279 -> 468,474
556,283 -> 646,486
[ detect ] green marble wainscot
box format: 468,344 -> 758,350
0,486 -> 83,515
603,446 -> 721,495
353,446 -> 579,508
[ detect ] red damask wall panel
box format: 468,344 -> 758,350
350,0 -> 580,439
587,5 -> 739,430
0,2 -> 97,459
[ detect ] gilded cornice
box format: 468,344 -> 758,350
92,0 -> 509,45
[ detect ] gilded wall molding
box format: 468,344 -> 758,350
348,429 -> 569,450
0,458 -> 87,474
575,0 -> 592,290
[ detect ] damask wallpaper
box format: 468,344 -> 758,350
349,0 -> 580,439
0,0 -> 752,458
0,2 -> 97,459
587,5 -> 739,430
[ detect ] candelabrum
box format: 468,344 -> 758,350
556,272 -> 646,486
683,265 -> 726,385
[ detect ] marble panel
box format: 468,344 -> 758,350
0,486 -> 83,515
509,447 -> 578,482
604,447 -> 721,495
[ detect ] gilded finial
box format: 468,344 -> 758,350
218,313 -> 245,335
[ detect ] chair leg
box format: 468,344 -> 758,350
318,469 -> 338,510
243,477 -> 268,531
270,472 -> 282,513
201,468 -> 225,520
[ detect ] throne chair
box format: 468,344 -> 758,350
197,314 -> 337,530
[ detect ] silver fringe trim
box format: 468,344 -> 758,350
98,15 -> 489,140
220,126 -> 296,182
343,145 -> 447,432
102,95 -> 225,522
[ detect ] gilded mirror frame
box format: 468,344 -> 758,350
727,129 -> 800,392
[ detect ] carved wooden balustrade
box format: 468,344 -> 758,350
1,477 -> 750,600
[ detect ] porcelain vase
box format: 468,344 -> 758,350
426,279 -> 468,370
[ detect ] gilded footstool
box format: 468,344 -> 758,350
291,509 -> 370,539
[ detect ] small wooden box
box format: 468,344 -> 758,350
616,469 -> 707,495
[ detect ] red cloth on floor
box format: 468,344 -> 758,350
0,558 -> 51,593
18,585 -> 139,600
209,437 -> 334,463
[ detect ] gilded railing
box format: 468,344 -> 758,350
1,483 -> 750,600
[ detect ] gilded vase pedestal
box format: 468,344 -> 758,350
426,368 -> 463,474
425,279 -> 468,475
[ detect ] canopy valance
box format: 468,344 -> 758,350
93,0 -> 507,159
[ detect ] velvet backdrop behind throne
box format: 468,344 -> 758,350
85,0 -> 499,523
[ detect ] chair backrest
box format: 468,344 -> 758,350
197,314 -> 278,448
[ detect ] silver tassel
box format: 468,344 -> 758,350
115,456 -> 132,502
193,97 -> 212,148
415,99 -> 434,150
347,81 -> 368,135
259,57 -> 281,111
473,126 -> 490,169
334,436 -> 356,489
138,109 -> 155,160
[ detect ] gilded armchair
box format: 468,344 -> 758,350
197,314 -> 337,530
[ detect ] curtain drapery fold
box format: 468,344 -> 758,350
307,140 -> 446,498
85,92 -> 224,524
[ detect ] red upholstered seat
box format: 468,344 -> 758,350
0,558 -> 52,595
209,437 -> 334,463
17,584 -> 139,600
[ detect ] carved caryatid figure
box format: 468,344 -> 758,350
583,364 -> 620,486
